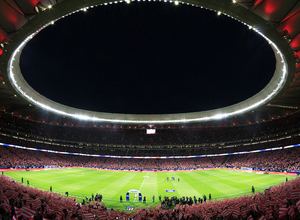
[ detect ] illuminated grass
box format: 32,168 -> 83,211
4,168 -> 294,211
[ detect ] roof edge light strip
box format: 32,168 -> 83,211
8,0 -> 288,124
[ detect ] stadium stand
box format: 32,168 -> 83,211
1,0 -> 300,218
1,111 -> 300,219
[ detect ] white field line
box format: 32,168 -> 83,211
203,171 -> 240,183
134,172 -> 149,201
138,172 -> 149,192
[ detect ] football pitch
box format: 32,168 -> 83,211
4,168 -> 295,211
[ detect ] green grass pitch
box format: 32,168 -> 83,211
4,168 -> 295,211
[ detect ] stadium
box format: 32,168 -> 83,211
1,0 -> 300,219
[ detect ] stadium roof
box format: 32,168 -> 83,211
0,0 -> 299,127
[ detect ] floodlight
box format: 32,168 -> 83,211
34,2 -> 47,13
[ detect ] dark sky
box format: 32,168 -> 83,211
20,2 -> 275,114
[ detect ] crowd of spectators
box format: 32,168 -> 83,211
84,158 -> 107,168
140,159 -> 159,170
224,147 -> 300,171
1,172 -> 300,219
1,109 -> 300,218
1,130 -> 300,159
194,158 -> 213,169
1,111 -> 300,149
1,145 -> 300,172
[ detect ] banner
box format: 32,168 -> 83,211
0,142 -> 299,159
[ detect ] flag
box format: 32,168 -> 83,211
21,206 -> 36,219
1,203 -> 10,214
82,213 -> 95,220
241,208 -> 248,219
55,211 -> 63,220
12,192 -> 20,202
247,215 -> 254,220
220,208 -> 230,217
0,194 -> 9,204
296,199 -> 300,211
250,203 -> 258,212
45,205 -> 55,215
279,206 -> 288,219
31,198 -> 41,211
178,211 -> 183,219
231,208 -> 240,218
288,205 -> 296,219
265,210 -> 273,219
14,206 -> 22,218
257,215 -> 266,220
289,191 -> 299,200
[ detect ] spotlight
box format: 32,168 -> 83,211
34,2 -> 47,13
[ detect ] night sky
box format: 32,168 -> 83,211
20,2 -> 275,114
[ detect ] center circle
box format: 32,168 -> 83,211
20,1 -> 275,115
